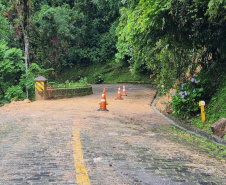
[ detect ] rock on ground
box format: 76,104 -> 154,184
211,118 -> 226,138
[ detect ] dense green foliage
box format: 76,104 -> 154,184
206,80 -> 226,124
116,0 -> 226,95
30,0 -> 121,69
115,0 -> 225,120
0,42 -> 25,103
57,61 -> 151,84
0,41 -> 52,103
0,4 -> 12,42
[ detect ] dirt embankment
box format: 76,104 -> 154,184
155,89 -> 176,113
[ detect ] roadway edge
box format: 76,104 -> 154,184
151,94 -> 226,147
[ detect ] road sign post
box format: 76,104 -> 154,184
199,101 -> 206,124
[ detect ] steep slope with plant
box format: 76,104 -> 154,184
115,0 -> 226,124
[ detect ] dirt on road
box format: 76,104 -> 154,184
0,84 -> 225,185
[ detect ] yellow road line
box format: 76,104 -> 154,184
72,131 -> 90,185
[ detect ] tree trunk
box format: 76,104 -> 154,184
24,34 -> 29,99
15,1 -> 29,99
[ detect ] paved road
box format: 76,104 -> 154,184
0,84 -> 225,185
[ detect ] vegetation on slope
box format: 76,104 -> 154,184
191,80 -> 226,138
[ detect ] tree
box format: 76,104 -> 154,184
30,0 -> 122,69
6,0 -> 32,98
115,0 -> 226,95
30,4 -> 76,68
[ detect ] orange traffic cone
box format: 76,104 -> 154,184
122,84 -> 127,96
103,88 -> 108,105
115,86 -> 123,100
99,88 -> 108,105
98,88 -> 109,111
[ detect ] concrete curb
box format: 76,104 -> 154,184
152,95 -> 226,147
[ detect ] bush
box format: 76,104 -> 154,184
93,73 -> 104,84
79,77 -> 88,85
171,78 -> 204,119
5,85 -> 25,101
205,81 -> 226,123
